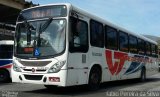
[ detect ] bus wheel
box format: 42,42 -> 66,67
88,66 -> 101,90
0,69 -> 10,82
140,67 -> 146,82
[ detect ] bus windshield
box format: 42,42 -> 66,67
15,19 -> 66,58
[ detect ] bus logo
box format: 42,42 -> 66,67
32,68 -> 36,72
105,50 -> 127,75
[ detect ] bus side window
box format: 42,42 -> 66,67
129,35 -> 138,54
152,44 -> 158,58
119,31 -> 129,52
155,45 -> 158,58
146,42 -> 151,56
69,17 -> 88,53
0,45 -> 13,59
138,39 -> 145,55
90,20 -> 104,48
105,25 -> 118,50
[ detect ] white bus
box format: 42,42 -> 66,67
0,40 -> 14,82
11,3 -> 159,89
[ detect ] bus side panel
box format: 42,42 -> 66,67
102,49 -> 118,82
152,58 -> 159,75
123,53 -> 142,80
146,57 -> 159,77
89,47 -> 110,82
145,57 -> 151,77
66,53 -> 88,86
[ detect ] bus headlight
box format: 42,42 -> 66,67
13,63 -> 21,72
48,61 -> 66,73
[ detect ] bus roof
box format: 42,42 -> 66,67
0,40 -> 14,45
20,3 -> 157,45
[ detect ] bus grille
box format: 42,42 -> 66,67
23,69 -> 46,72
19,61 -> 52,67
24,75 -> 43,80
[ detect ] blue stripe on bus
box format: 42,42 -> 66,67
124,55 -> 146,75
125,62 -> 141,74
0,60 -> 12,66
125,63 -> 144,75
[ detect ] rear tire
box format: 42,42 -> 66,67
0,69 -> 10,82
88,66 -> 101,90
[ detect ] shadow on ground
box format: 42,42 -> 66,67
24,77 -> 160,96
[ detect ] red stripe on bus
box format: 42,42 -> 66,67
105,50 -> 128,75
0,64 -> 12,69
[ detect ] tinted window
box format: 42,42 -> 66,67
151,44 -> 158,57
156,46 -> 158,56
146,42 -> 151,56
105,26 -> 118,50
119,31 -> 129,52
90,20 -> 104,47
129,35 -> 138,54
0,45 -> 13,59
138,39 -> 145,55
69,17 -> 88,53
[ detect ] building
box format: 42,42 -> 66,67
0,0 -> 37,40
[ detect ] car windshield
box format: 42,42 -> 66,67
15,19 -> 66,58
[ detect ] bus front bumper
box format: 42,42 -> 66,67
11,70 -> 67,87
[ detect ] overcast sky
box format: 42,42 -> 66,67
26,0 -> 160,36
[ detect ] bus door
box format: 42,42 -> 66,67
67,15 -> 89,85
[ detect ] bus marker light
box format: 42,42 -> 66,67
49,77 -> 60,82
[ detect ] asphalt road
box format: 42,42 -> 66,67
1,73 -> 160,97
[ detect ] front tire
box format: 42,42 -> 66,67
0,69 -> 10,82
88,66 -> 101,90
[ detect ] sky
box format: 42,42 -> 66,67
26,0 -> 160,36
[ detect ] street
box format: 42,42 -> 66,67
1,73 -> 160,97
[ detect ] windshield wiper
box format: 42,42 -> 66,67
39,18 -> 53,33
24,21 -> 36,45
35,18 -> 53,47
